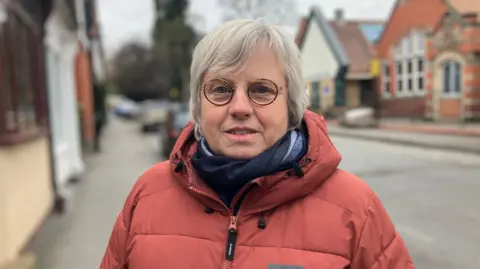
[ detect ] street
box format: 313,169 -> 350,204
28,115 -> 480,269
336,133 -> 480,269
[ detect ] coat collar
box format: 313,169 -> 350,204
169,110 -> 342,214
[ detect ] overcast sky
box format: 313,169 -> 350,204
98,0 -> 396,58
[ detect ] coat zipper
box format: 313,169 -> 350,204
182,157 -> 310,268
188,185 -> 248,269
224,215 -> 238,269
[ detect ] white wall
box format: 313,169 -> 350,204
301,20 -> 339,81
44,12 -> 85,198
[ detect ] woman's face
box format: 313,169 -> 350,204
200,43 -> 289,159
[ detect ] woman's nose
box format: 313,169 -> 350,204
228,87 -> 253,119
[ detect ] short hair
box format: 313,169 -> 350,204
189,19 -> 308,140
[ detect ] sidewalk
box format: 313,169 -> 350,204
26,116 -> 160,269
327,124 -> 480,155
379,119 -> 480,137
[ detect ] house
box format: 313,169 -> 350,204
295,7 -> 349,115
75,0 -> 95,152
85,0 -> 108,152
44,0 -> 87,211
86,0 -> 107,85
0,0 -> 54,266
329,9 -> 384,110
43,0 -> 107,212
374,0 -> 448,119
425,0 -> 480,121
76,0 -> 108,153
0,0 -> 106,265
296,7 -> 385,116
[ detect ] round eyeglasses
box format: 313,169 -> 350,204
203,78 -> 281,106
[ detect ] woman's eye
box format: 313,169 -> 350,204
214,86 -> 229,93
258,87 -> 269,93
251,86 -> 271,94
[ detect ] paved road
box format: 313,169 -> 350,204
332,136 -> 480,269
29,116 -> 480,269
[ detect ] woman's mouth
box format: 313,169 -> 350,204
224,128 -> 258,141
226,130 -> 255,134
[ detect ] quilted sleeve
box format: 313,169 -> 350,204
350,193 -> 415,269
99,210 -> 129,269
99,178 -> 142,269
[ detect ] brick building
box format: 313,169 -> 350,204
376,0 -> 480,121
295,7 -> 384,116
375,0 -> 447,119
425,0 -> 480,121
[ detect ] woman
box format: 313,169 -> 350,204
100,19 -> 414,269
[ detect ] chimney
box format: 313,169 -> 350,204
335,8 -> 344,22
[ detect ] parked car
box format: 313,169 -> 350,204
160,106 -> 191,158
113,98 -> 140,119
339,107 -> 378,128
138,100 -> 171,133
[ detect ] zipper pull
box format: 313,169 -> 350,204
225,216 -> 238,261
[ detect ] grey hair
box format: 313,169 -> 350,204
189,19 -> 308,140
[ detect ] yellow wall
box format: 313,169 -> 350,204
0,137 -> 53,266
370,58 -> 381,77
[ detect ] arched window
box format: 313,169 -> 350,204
442,61 -> 461,96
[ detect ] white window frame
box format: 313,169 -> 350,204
442,61 -> 462,97
395,42 -> 403,59
405,35 -> 413,56
416,32 -> 425,55
415,56 -> 425,94
381,62 -> 391,97
394,30 -> 427,97
413,31 -> 426,95
406,58 -> 414,93
394,38 -> 404,97
395,59 -> 404,96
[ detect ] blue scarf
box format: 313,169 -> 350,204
190,129 -> 307,206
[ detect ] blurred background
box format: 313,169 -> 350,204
0,0 -> 479,268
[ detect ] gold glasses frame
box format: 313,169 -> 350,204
202,78 -> 283,106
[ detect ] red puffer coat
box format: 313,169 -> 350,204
100,110 -> 414,269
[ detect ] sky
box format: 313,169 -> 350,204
97,0 -> 397,59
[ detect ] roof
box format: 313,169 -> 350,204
296,6 -> 349,68
329,21 -> 374,78
374,0 -> 448,59
295,17 -> 308,46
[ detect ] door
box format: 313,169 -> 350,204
310,81 -> 320,109
334,77 -> 346,107
440,61 -> 462,119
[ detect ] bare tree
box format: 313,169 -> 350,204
110,42 -> 172,101
218,0 -> 298,27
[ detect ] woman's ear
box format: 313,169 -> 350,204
194,123 -> 204,141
